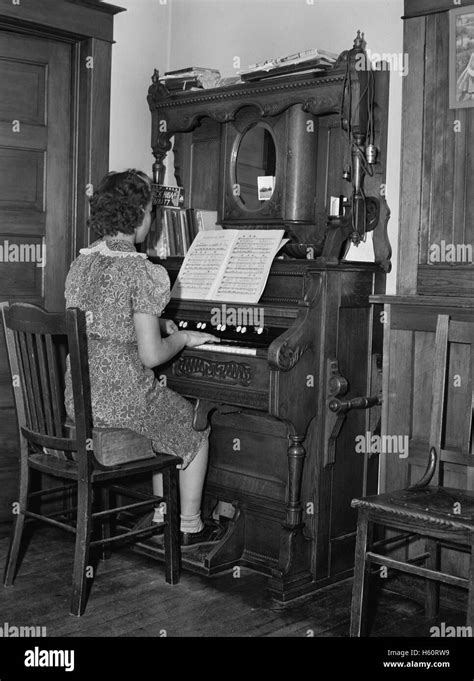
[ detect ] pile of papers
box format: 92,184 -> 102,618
240,48 -> 338,82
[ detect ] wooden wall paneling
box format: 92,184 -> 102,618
430,13 -> 453,259
419,15 -> 438,263
466,111 -> 474,249
452,109 -> 467,249
417,265 -> 474,296
403,5 -> 473,296
419,12 -> 455,266
397,17 -> 425,294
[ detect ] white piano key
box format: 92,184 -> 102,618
194,343 -> 257,356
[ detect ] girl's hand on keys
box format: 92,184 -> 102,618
183,331 -> 221,348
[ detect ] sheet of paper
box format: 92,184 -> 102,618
170,230 -> 236,300
212,231 -> 287,303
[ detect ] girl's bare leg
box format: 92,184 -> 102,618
152,439 -> 209,531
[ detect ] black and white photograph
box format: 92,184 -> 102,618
0,0 -> 473,677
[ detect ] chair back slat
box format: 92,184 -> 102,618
45,333 -> 65,436
35,332 -> 56,435
447,319 -> 473,461
25,332 -> 46,433
1,305 -> 30,449
429,315 -> 449,484
66,308 -> 93,458
17,331 -> 38,432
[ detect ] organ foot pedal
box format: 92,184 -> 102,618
132,503 -> 245,576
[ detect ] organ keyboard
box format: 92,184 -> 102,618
194,344 -> 258,357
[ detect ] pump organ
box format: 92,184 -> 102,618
144,36 -> 391,601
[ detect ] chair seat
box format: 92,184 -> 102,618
352,486 -> 474,531
29,450 -> 181,481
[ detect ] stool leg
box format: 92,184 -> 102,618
350,509 -> 371,637
163,467 -> 180,585
425,538 -> 439,620
467,534 -> 474,629
70,478 -> 92,617
4,456 -> 29,587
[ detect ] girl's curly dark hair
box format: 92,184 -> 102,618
88,170 -> 153,237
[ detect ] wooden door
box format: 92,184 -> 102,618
0,30 -> 72,521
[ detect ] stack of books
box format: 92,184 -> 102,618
240,48 -> 338,82
147,208 -> 221,259
159,67 -> 221,91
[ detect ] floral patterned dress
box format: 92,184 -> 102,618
64,238 -> 207,468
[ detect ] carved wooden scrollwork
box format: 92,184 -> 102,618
174,355 -> 253,387
275,340 -> 310,371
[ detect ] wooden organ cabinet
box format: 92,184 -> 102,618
144,36 -> 392,601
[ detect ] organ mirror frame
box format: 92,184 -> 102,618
230,117 -> 278,214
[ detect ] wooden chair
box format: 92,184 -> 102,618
350,314 -> 474,636
1,302 -> 181,617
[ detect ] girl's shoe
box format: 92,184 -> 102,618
181,520 -> 225,547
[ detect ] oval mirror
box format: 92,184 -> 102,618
234,123 -> 276,210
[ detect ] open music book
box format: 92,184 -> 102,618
170,230 -> 288,304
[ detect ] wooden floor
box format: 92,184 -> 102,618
0,524 -> 465,638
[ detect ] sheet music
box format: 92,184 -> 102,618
213,231 -> 288,303
171,230 -> 287,303
170,231 -> 235,300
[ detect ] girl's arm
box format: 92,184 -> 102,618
133,312 -> 219,368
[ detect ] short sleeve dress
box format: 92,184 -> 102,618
64,238 -> 207,468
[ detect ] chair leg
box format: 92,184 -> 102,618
350,509 -> 371,637
425,538 -> 439,620
467,534 -> 474,629
70,479 -> 93,617
4,459 -> 30,587
100,487 -> 111,561
162,467 -> 180,585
